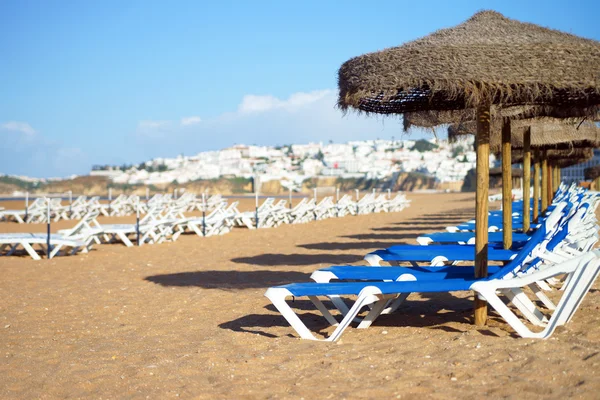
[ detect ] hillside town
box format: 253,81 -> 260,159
90,138 -> 483,191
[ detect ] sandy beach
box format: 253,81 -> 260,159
1,192 -> 599,399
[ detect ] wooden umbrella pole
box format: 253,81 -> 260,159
541,151 -> 548,213
533,150 -> 540,222
522,128 -> 531,232
547,163 -> 554,206
548,164 -> 554,201
501,119 -> 512,249
474,105 -> 490,326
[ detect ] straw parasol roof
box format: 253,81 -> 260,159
447,118 -> 600,152
584,165 -> 600,180
338,11 -> 600,118
553,155 -> 594,169
489,167 -> 523,177
402,106 -> 599,131
504,147 -> 594,165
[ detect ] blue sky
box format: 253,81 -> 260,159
1,1 -> 598,177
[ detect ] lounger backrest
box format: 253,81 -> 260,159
490,203 -> 568,280
65,211 -> 101,236
225,201 -> 240,216
291,198 -> 307,210
545,208 -> 587,252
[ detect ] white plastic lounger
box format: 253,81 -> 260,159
100,221 -> 173,247
0,233 -> 87,260
57,211 -> 104,248
265,252 -> 600,341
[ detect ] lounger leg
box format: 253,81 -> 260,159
189,224 -> 203,237
118,233 -> 134,247
381,292 -> 411,315
265,289 -> 320,340
528,283 -> 557,310
6,243 -> 20,256
328,295 -> 350,315
50,244 -> 63,258
476,287 -> 545,338
558,266 -> 600,325
21,242 -> 41,261
502,289 -> 547,326
536,280 -> 554,291
357,298 -> 392,329
559,273 -> 574,291
327,291 -> 387,342
308,296 -> 339,326
544,277 -> 562,287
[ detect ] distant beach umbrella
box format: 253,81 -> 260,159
46,199 -> 51,260
506,148 -> 594,165
448,119 -> 600,153
202,193 -> 206,236
585,165 -> 600,181
136,197 -> 140,246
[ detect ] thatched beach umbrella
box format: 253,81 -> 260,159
489,167 -> 523,191
584,165 -> 600,190
338,10 -> 600,325
450,118 -> 600,225
585,165 -> 600,180
508,147 -> 595,208
507,148 -> 593,165
448,119 -> 600,152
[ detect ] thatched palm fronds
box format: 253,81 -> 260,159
339,11 -> 600,117
585,165 -> 600,180
402,105 -> 598,131
505,147 -> 594,165
448,119 -> 600,152
489,167 -> 523,177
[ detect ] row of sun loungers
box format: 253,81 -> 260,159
0,192 -> 411,259
0,193 -> 197,223
266,183 -> 600,341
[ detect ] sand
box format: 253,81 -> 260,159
1,192 -> 599,399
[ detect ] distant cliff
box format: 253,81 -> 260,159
1,173 -> 457,196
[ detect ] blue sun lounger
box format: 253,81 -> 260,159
308,202 -> 592,323
265,251 -> 600,341
313,212 -> 555,284
365,203 -> 569,266
364,244 -> 518,265
313,204 -> 578,285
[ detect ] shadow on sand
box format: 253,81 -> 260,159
219,291 -> 510,339
372,223 -> 456,231
231,253 -> 363,266
298,241 -> 413,251
145,269 -> 311,290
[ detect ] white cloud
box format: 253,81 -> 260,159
237,90 -> 332,114
180,116 -> 202,126
138,120 -> 170,129
129,89 -> 436,161
0,121 -> 36,137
